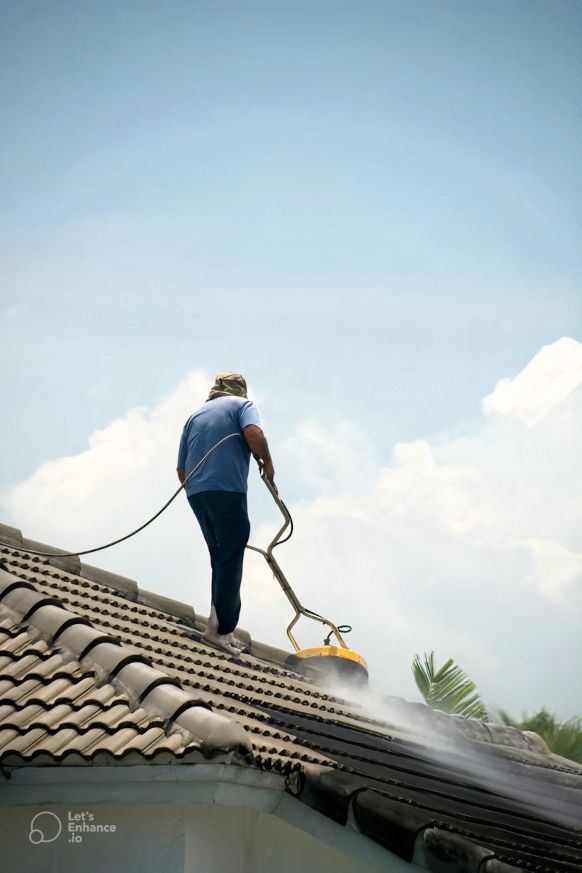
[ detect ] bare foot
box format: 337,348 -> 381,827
202,628 -> 241,656
208,603 -> 219,633
225,632 -> 246,652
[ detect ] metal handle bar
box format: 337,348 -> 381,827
246,471 -> 349,653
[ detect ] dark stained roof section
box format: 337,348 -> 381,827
1,524 -> 581,873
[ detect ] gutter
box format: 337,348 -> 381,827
1,763 -> 412,872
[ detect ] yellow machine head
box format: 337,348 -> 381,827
286,644 -> 369,686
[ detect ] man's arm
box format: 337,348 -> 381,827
243,425 -> 275,481
177,425 -> 187,485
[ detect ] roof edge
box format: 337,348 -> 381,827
0,567 -> 253,759
0,522 -> 295,671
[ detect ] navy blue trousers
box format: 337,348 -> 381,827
187,491 -> 250,635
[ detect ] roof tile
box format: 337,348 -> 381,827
1,534 -> 581,873
414,827 -> 494,871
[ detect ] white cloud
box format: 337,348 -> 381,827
1,340 -> 581,719
0,370 -> 221,619
257,338 -> 582,717
521,538 -> 582,606
483,336 -> 582,427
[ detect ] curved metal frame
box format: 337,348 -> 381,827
246,474 -> 349,653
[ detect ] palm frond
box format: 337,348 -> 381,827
493,707 -> 582,764
412,651 -> 489,721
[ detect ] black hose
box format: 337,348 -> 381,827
273,496 -> 294,549
0,440 -> 361,644
0,432 -> 243,559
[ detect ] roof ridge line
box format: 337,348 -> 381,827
0,567 -> 252,760
0,522 -> 196,624
0,521 -> 297,671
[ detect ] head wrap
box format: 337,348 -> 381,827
207,371 -> 248,401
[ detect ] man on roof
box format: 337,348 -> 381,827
177,372 -> 275,655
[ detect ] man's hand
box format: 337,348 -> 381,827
177,468 -> 186,485
258,458 -> 275,482
243,425 -> 275,482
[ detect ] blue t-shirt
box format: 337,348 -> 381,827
177,395 -> 262,495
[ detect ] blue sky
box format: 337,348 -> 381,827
1,0 -> 580,484
1,2 -> 581,715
